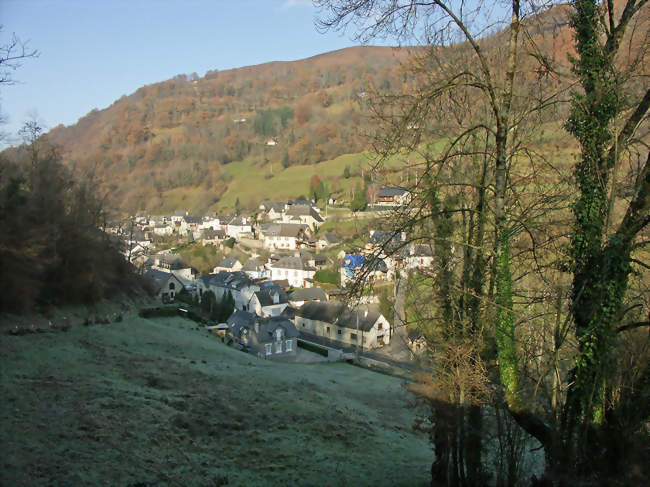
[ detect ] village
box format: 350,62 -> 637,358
106,185 -> 433,365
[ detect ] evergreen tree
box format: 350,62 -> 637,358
350,183 -> 367,212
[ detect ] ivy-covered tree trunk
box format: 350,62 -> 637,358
493,0 -> 525,423
563,0 -> 650,476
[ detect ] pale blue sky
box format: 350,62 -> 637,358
0,0 -> 365,146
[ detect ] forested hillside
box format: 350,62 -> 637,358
38,46 -> 412,214
4,4 -> 626,217
3,5 -> 583,216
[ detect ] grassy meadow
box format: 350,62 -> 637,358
0,306 -> 431,486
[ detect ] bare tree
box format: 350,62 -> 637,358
0,27 -> 39,85
316,0 -> 649,484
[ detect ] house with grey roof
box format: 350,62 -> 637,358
144,269 -> 185,303
226,216 -> 252,238
288,287 -> 327,308
200,228 -> 226,245
294,301 -> 390,349
297,250 -> 328,269
407,327 -> 427,355
376,186 -> 411,207
198,271 -> 260,312
316,232 -> 341,250
259,201 -> 286,221
171,210 -> 187,223
242,258 -> 268,279
282,204 -> 325,230
213,257 -> 243,273
363,230 -> 408,281
260,223 -> 310,250
405,243 -> 434,270
151,252 -> 187,271
227,311 -> 298,358
248,285 -> 289,317
270,256 -> 316,289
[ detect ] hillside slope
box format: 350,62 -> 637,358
40,45 -> 412,215
0,312 -> 432,486
10,3 -> 645,216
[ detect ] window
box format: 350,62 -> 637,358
350,333 -> 357,340
326,326 -> 330,335
240,328 -> 249,345
378,323 -> 383,330
275,328 -> 284,343
169,282 -> 176,290
285,340 -> 293,352
275,342 -> 282,353
337,329 -> 342,335
265,343 -> 272,355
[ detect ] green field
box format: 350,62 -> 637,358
1,306 -> 431,486
217,150 -> 417,211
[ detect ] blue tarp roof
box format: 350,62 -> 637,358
343,254 -> 365,269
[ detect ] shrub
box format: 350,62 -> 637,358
298,340 -> 328,357
314,269 -> 340,286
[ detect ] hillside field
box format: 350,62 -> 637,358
0,308 -> 431,486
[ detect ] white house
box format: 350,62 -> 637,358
281,204 -> 325,230
180,215 -> 202,235
316,232 -> 340,250
270,256 -> 316,288
259,201 -> 286,222
242,258 -> 269,279
405,244 -> 434,270
171,210 -> 187,224
261,223 -> 310,250
198,272 -> 260,312
248,285 -> 289,317
288,287 -> 328,308
294,301 -> 391,349
226,216 -> 252,238
152,223 -> 173,236
213,257 -> 243,273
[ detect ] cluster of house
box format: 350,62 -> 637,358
107,189 -> 439,360
107,199 -> 344,268
340,230 -> 434,285
109,185 -> 413,265
143,256 -> 393,359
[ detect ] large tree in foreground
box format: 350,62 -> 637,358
560,0 -> 649,476
316,0 -> 649,484
317,0 -> 563,484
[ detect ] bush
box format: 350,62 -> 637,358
314,269 -> 340,286
298,340 -> 329,357
139,307 -> 179,318
224,237 -> 236,249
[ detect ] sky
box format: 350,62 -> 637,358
0,0 -> 366,146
